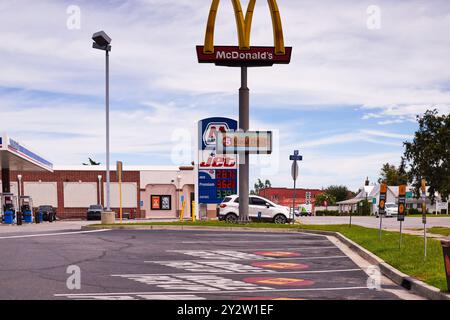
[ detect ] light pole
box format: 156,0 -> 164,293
92,31 -> 112,212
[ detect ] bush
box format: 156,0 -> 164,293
406,208 -> 432,215
407,208 -> 421,215
355,199 -> 371,216
315,210 -> 341,216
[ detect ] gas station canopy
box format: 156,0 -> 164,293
0,134 -> 53,172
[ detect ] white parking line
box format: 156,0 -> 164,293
111,268 -> 362,277
54,286 -> 370,297
144,255 -> 348,263
167,246 -> 339,252
182,240 -> 330,244
192,233 -> 327,238
0,229 -> 111,240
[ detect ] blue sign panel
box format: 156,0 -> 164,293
199,117 -> 238,150
198,117 -> 238,204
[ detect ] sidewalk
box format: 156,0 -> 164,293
0,218 -> 179,234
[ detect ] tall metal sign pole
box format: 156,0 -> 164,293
378,183 -> 387,240
239,66 -> 250,222
397,185 -> 406,249
421,179 -> 427,259
197,0 -> 292,224
290,150 -> 303,224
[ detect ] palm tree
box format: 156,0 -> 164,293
263,179 -> 272,198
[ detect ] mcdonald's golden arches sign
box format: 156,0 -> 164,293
197,0 -> 292,66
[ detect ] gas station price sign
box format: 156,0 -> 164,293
198,117 -> 238,204
215,169 -> 237,198
198,169 -> 238,203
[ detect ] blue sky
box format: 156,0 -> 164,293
0,0 -> 449,191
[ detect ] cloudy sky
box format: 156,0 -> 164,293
0,0 -> 449,191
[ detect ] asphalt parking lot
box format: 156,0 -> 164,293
0,228 -> 425,300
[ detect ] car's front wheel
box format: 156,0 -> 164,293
273,214 -> 288,224
225,213 -> 238,223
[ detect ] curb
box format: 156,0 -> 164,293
82,224 -> 450,300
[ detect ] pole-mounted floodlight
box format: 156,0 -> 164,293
92,31 -> 112,51
92,30 -> 112,215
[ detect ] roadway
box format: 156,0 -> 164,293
0,228 -> 422,300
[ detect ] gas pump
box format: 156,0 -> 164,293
1,193 -> 17,225
19,196 -> 33,223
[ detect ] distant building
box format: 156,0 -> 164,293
257,187 -> 323,209
336,184 -> 449,215
2,165 -> 195,220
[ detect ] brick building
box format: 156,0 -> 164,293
5,165 -> 195,220
257,187 -> 323,208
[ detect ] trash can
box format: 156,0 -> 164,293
442,239 -> 450,292
3,210 -> 14,224
23,210 -> 33,223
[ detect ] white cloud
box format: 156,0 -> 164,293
0,0 -> 449,188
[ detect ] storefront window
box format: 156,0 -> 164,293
151,195 -> 172,210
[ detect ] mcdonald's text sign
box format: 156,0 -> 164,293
198,0 -> 292,67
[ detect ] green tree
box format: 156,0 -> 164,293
325,185 -> 352,202
404,109 -> 450,201
315,193 -> 336,206
377,161 -> 408,186
250,179 -> 267,195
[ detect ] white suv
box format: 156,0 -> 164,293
376,202 -> 398,218
217,195 -> 291,224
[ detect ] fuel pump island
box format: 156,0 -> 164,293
0,134 -> 53,225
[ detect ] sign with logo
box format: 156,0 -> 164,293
421,179 -> 427,224
378,183 -> 387,216
216,131 -> 272,154
197,0 -> 292,67
1,134 -> 53,171
397,185 -> 406,222
198,118 -> 238,204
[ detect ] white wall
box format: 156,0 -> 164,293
103,182 -> 137,208
64,182 -> 97,208
0,182 -> 18,195
140,170 -> 195,189
24,182 -> 57,207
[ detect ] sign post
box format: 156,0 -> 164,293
421,179 -> 427,259
378,183 -> 387,240
289,150 -> 303,224
116,161 -> 123,224
197,0 -> 291,223
397,185 -> 406,249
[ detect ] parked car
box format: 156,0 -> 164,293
376,202 -> 398,218
38,205 -> 56,222
87,204 -> 103,220
217,195 -> 291,224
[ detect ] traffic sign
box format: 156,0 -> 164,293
289,155 -> 303,161
378,183 -> 387,215
291,162 -> 299,181
378,183 -> 388,239
397,185 -> 406,222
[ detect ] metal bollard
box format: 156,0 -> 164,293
441,239 -> 450,292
